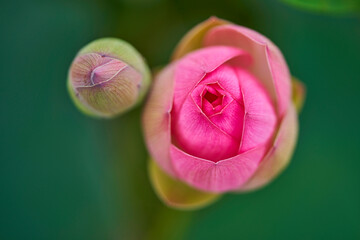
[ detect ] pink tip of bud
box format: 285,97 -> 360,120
90,57 -> 127,85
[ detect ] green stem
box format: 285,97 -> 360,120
146,206 -> 193,240
108,108 -> 193,240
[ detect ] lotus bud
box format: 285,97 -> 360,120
143,17 -> 306,209
67,38 -> 151,118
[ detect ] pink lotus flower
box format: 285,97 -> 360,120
143,17 -> 304,204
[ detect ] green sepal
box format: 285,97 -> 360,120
148,159 -> 221,210
292,77 -> 306,113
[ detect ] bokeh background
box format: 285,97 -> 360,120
1,0 -> 360,239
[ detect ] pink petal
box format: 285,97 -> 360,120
237,104 -> 298,191
237,68 -> 277,153
170,145 -> 267,193
199,64 -> 243,101
203,25 -> 291,116
209,100 -> 244,141
91,58 -> 127,85
172,94 -> 239,162
143,64 -> 176,176
173,46 -> 250,116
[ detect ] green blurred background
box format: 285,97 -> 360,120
1,0 -> 360,239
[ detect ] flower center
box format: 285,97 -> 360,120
203,88 -> 223,108
190,82 -> 231,117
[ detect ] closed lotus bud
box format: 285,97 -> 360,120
67,38 -> 151,118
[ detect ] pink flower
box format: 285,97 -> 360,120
143,17 -> 304,196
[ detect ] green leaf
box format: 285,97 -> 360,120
281,0 -> 360,14
148,159 -> 221,210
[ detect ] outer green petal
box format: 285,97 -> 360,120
148,159 -> 221,210
67,77 -> 99,117
292,77 -> 306,113
237,103 -> 299,192
172,17 -> 228,60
